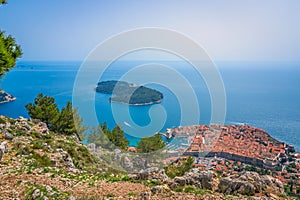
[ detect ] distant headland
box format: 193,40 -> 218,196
95,80 -> 163,106
0,90 -> 16,104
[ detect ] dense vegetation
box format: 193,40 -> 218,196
137,134 -> 166,153
165,156 -> 194,178
96,80 -> 163,105
0,31 -> 22,76
25,93 -> 87,141
88,123 -> 129,150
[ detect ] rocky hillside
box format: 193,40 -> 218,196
0,116 -> 296,200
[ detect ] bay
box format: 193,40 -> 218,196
0,61 -> 299,150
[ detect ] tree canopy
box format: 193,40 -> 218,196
0,31 -> 22,76
165,157 -> 194,178
87,123 -> 129,150
25,93 -> 87,140
137,134 -> 166,153
0,1 -> 22,76
25,94 -> 60,130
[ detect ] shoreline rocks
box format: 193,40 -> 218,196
0,90 -> 16,104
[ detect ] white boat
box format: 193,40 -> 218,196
123,121 -> 132,127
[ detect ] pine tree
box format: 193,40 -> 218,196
73,107 -> 87,141
26,94 -> 87,141
25,93 -> 60,130
108,125 -> 129,150
137,134 -> 165,153
87,127 -> 100,145
88,124 -> 121,149
0,31 -> 22,76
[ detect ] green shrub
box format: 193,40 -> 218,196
32,141 -> 43,149
30,153 -> 53,167
106,193 -> 115,198
15,130 -> 26,136
42,167 -> 50,173
165,157 -> 194,178
137,134 -> 165,153
0,117 -> 6,124
121,175 -> 131,181
184,186 -> 196,193
128,192 -> 136,197
174,187 -> 183,192
194,189 -> 206,195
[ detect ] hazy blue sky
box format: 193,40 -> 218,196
0,0 -> 299,61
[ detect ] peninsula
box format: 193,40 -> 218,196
0,90 -> 16,104
96,80 -> 163,106
164,124 -> 295,169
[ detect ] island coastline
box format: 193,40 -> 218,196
0,90 -> 16,104
96,80 -> 163,106
109,98 -> 163,106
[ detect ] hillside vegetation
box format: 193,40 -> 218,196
0,115 -> 295,199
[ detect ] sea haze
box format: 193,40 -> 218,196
0,61 -> 299,149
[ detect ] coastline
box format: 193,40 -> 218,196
164,124 -> 296,168
0,90 -> 16,104
109,98 -> 163,106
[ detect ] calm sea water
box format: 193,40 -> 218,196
0,61 -> 299,150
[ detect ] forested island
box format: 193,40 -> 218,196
96,80 -> 163,105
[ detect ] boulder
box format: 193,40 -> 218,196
56,148 -> 76,169
167,168 -> 215,190
45,185 -> 52,192
138,167 -> 169,183
32,189 -> 41,199
4,132 -> 14,140
37,122 -> 49,134
15,117 -> 32,131
121,155 -> 134,172
0,124 -> 5,130
119,155 -> 146,172
42,143 -> 52,151
87,143 -> 96,151
113,149 -> 122,162
261,175 -> 284,194
218,171 -> 284,196
132,156 -> 146,170
0,141 -> 8,161
138,191 -> 150,200
184,169 -> 214,190
30,122 -> 49,135
173,176 -> 186,186
151,185 -> 167,194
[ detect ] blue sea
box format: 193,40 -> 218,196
0,61 -> 300,150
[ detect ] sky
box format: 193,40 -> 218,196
0,0 -> 299,61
